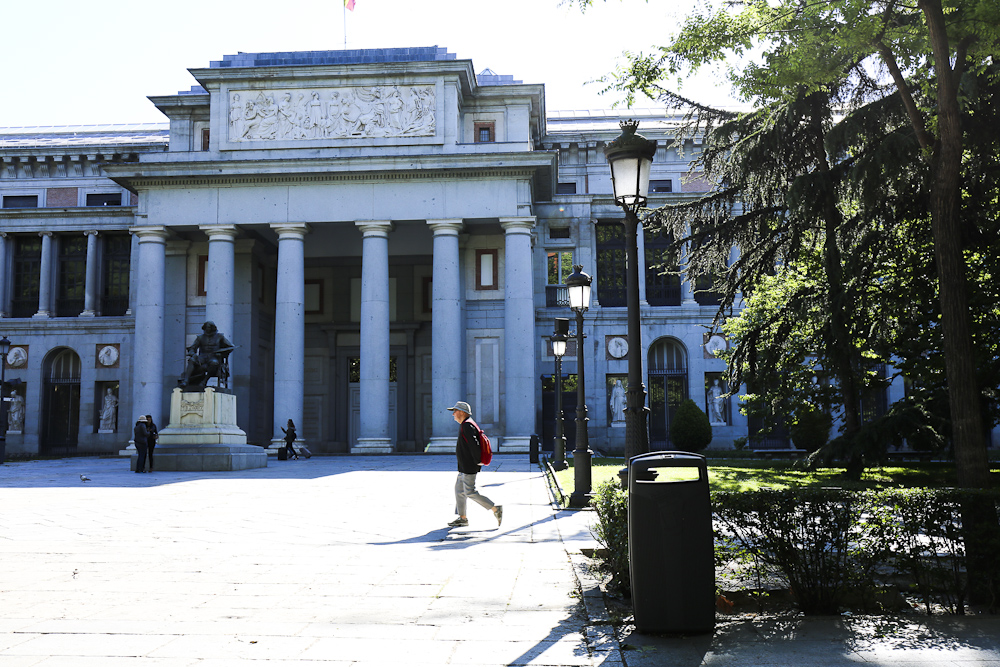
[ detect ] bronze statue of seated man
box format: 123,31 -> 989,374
179,321 -> 235,391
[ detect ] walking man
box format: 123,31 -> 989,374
447,401 -> 502,528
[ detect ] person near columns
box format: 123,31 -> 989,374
145,414 -> 158,472
133,416 -> 149,473
447,401 -> 502,528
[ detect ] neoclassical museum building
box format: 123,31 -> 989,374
0,46 -> 852,457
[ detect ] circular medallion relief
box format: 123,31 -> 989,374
608,336 -> 629,359
705,334 -> 727,356
7,347 -> 27,368
98,345 -> 119,367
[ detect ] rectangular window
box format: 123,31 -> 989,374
595,222 -> 626,307
422,276 -> 433,313
556,182 -> 577,195
474,121 -> 495,143
645,227 -> 681,306
197,255 -> 208,296
202,128 -> 211,151
547,250 -> 574,285
650,180 -> 673,193
549,227 -> 570,239
476,249 -> 498,290
101,234 -> 130,316
57,236 -> 87,317
305,279 -> 324,315
86,193 -> 122,206
12,236 -> 41,317
3,195 -> 38,209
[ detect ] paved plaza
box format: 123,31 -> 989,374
2,454 -> 1000,666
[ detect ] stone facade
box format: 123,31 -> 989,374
0,47 -> 944,458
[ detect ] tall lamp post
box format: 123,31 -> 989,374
566,265 -> 593,507
551,318 -> 569,471
605,119 -> 656,462
0,336 -> 10,465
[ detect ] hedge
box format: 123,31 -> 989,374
590,482 -> 1000,615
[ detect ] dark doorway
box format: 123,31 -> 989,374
647,338 -> 688,450
41,348 -> 81,454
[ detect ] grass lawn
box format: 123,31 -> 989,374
548,455 -> 1000,504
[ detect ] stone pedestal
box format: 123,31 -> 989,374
132,387 -> 266,471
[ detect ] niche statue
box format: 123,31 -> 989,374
179,321 -> 235,391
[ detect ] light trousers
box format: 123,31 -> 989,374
455,472 -> 495,516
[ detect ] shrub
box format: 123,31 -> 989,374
670,398 -> 713,452
591,479 -> 630,595
790,407 -> 832,453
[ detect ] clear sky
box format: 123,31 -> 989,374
0,0 -> 739,128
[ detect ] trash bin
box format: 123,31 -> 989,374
628,451 -> 714,634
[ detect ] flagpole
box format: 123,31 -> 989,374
343,2 -> 347,49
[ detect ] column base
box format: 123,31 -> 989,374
425,437 -> 455,453
32,312 -> 51,319
499,436 -> 531,453
79,310 -> 96,318
353,438 -> 394,454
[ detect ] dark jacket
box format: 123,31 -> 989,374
134,421 -> 148,447
147,422 -> 158,447
456,419 -> 482,474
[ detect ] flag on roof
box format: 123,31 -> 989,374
345,0 -> 355,10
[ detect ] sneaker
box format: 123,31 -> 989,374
494,505 -> 503,527
448,518 -> 469,527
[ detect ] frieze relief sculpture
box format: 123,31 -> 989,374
229,85 -> 436,142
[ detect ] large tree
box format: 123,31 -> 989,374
574,0 -> 1000,490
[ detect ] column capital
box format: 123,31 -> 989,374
270,223 -> 309,240
200,224 -> 239,240
130,225 -> 170,243
426,219 -> 464,236
355,220 -> 394,237
500,217 -> 536,234
38,231 -> 53,239
84,230 -> 99,237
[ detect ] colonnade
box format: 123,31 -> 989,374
129,217 -> 538,452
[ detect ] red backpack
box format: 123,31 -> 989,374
466,419 -> 493,466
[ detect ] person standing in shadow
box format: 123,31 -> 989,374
282,419 -> 298,460
145,415 -> 158,472
134,416 -> 149,473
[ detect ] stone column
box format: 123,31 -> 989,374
131,226 -> 169,425
201,225 -> 237,343
270,224 -> 308,449
500,217 -> 537,452
0,232 -> 8,317
33,232 -> 53,318
354,220 -> 394,453
80,231 -> 99,317
425,219 -> 464,452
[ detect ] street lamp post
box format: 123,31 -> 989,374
551,318 -> 569,471
565,265 -> 593,507
0,336 -> 10,465
605,119 -> 656,462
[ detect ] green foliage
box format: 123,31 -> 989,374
591,479 -> 630,595
669,398 -> 713,452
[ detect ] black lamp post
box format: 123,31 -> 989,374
0,336 -> 9,465
565,265 -> 593,507
551,318 -> 569,471
605,119 -> 656,462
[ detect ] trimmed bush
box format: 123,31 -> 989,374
591,479 -> 630,595
670,398 -> 713,452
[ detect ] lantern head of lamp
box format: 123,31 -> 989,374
552,318 -> 569,358
604,119 -> 657,214
565,265 -> 592,313
0,337 -> 9,359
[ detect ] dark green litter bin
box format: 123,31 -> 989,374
628,451 -> 715,634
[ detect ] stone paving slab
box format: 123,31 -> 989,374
4,454 -> 1000,666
